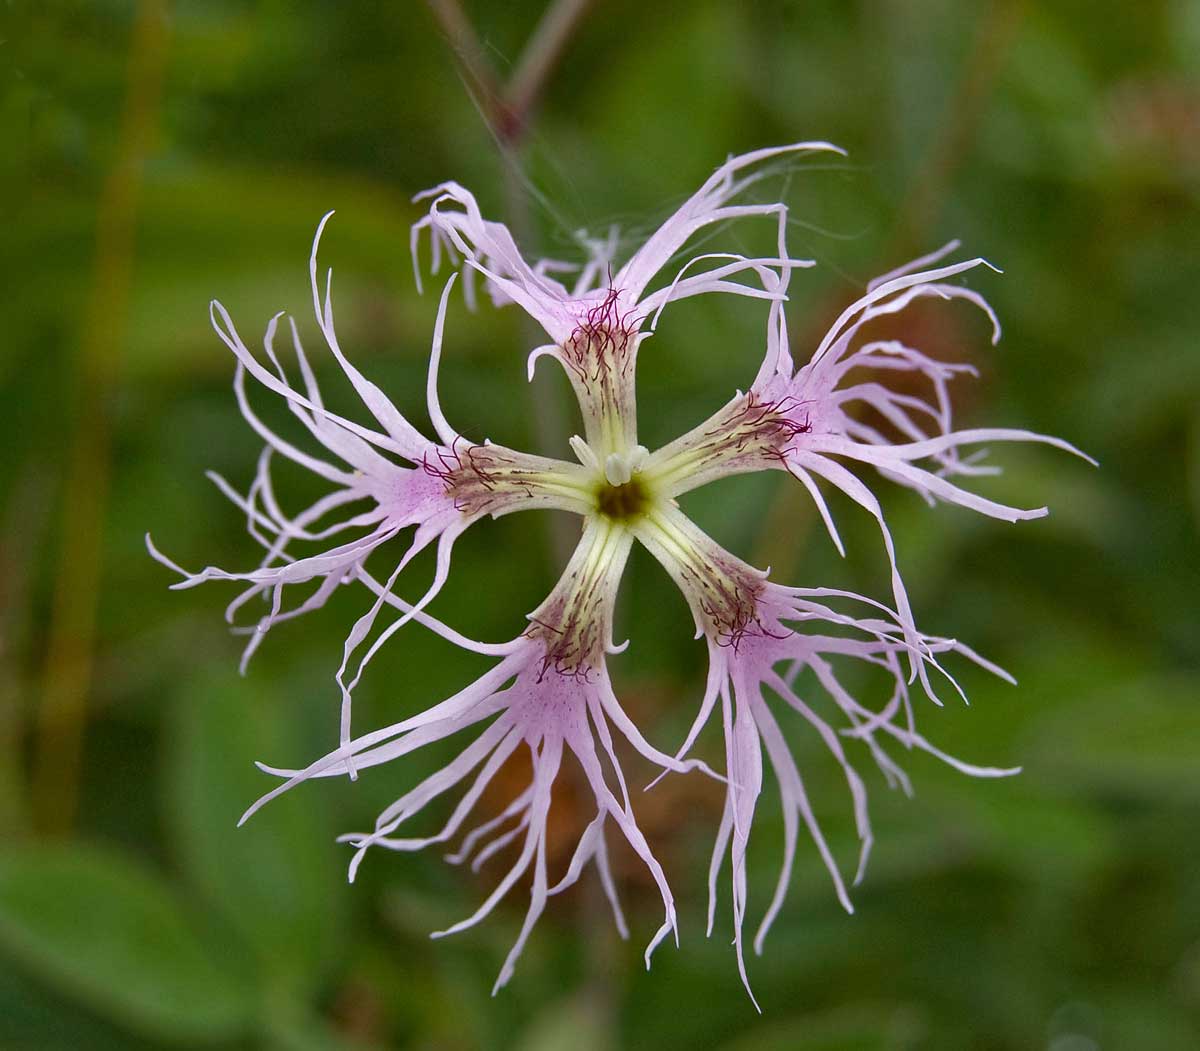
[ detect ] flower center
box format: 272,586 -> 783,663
570,436 -> 653,523
596,475 -> 649,521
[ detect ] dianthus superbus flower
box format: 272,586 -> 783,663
153,145 -> 1089,1000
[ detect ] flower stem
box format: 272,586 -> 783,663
425,0 -> 594,146
506,0 -> 594,138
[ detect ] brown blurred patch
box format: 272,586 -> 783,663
841,296 -> 988,428
1103,75 -> 1200,177
330,975 -> 387,1044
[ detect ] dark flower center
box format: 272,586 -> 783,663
595,476 -> 649,521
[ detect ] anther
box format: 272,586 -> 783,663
602,444 -> 649,487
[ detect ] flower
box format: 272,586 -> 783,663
154,145 -> 1088,999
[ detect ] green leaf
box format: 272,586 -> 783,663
0,960 -> 167,1051
0,843 -> 253,1043
167,670 -> 347,997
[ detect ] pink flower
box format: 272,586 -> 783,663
155,145 -> 1089,998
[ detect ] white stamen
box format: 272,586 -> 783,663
604,454 -> 631,486
569,435 -> 600,472
602,445 -> 649,487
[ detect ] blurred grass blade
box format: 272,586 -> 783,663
32,0 -> 170,834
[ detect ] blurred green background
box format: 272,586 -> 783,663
3,1 -> 1199,1048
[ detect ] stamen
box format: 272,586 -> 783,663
603,444 -> 648,487
569,434 -> 600,472
605,453 -> 631,486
